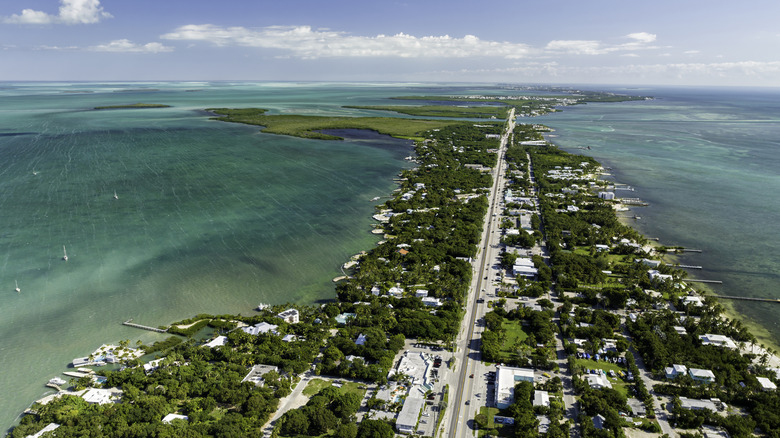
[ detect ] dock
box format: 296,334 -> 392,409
674,264 -> 703,269
122,319 -> 167,333
684,279 -> 723,284
711,295 -> 780,304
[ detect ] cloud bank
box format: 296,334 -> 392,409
2,0 -> 111,25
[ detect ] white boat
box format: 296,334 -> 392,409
48,377 -> 67,386
15,280 -> 20,293
62,245 -> 68,261
113,191 -> 118,200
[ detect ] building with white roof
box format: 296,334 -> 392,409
81,388 -> 120,405
276,308 -> 300,324
396,396 -> 425,434
203,335 -> 228,348
648,270 -> 673,282
242,364 -> 279,386
533,390 -> 550,407
679,397 -> 721,411
665,364 -> 688,379
585,374 -> 612,389
162,414 -> 189,424
241,322 -> 278,336
757,376 -> 777,391
25,423 -> 60,438
688,368 -> 716,384
699,334 -> 738,349
421,296 -> 442,307
355,333 -> 368,345
682,296 -> 704,307
494,366 -> 535,409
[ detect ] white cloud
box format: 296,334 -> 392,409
684,50 -> 701,55
161,24 -> 531,59
2,0 -> 111,25
626,32 -> 656,43
89,39 -> 173,53
545,40 -> 607,55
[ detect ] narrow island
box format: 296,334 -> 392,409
93,103 -> 171,110
11,89 -> 780,438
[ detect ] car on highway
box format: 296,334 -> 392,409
469,373 -> 474,378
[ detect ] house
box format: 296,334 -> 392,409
585,374 -> 612,389
282,334 -> 297,343
388,286 -> 404,298
679,397 -> 721,411
241,322 -> 278,336
674,326 -> 687,335
277,309 -> 300,324
415,289 -> 429,298
25,423 -> 60,438
355,333 -> 368,345
203,335 -> 228,348
699,334 -> 738,349
665,364 -> 688,380
144,357 -> 166,374
533,390 -> 550,407
648,270 -> 673,282
757,376 -> 777,391
162,414 -> 188,424
494,366 -> 535,409
242,364 -> 279,386
370,285 -> 381,296
598,192 -> 615,200
537,415 -> 550,434
688,368 -> 716,384
682,296 -> 704,307
396,396 -> 425,434
593,414 -> 606,429
335,313 -> 355,325
81,388 -> 120,405
421,297 -> 442,307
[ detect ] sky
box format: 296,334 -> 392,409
1,0 -> 780,86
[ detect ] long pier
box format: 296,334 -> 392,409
122,319 -> 167,333
684,279 -> 723,284
711,295 -> 780,304
674,264 -> 702,269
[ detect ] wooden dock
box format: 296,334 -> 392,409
674,264 -> 702,269
711,295 -> 780,304
122,319 -> 167,333
684,279 -> 723,284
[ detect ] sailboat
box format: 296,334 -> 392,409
113,191 -> 118,200
62,245 -> 68,261
15,280 -> 20,293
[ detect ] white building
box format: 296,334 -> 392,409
241,322 -> 278,336
682,296 -> 704,307
648,270 -> 673,282
242,364 -> 279,386
598,192 -> 615,200
494,366 -> 535,409
203,335 -> 228,348
421,297 -> 442,307
396,396 -> 425,434
680,397 -> 721,411
533,390 -> 550,407
665,364 -> 688,379
699,334 -> 738,349
513,257 -> 538,278
81,388 -> 120,405
162,414 -> 188,424
277,309 -> 300,324
689,368 -> 716,384
415,289 -> 429,298
585,374 -> 612,389
25,423 -> 60,438
757,376 -> 777,391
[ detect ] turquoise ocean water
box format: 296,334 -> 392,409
1,82 -> 778,430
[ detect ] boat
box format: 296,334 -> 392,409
48,377 -> 67,386
113,191 -> 118,200
62,245 -> 68,261
15,280 -> 20,293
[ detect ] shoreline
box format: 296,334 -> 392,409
609,165 -> 780,357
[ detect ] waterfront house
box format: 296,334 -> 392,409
276,308 -> 300,324
241,322 -> 279,336
699,334 -> 738,349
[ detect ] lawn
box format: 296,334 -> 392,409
303,378 -> 367,400
498,319 -> 529,362
476,406 -> 515,437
